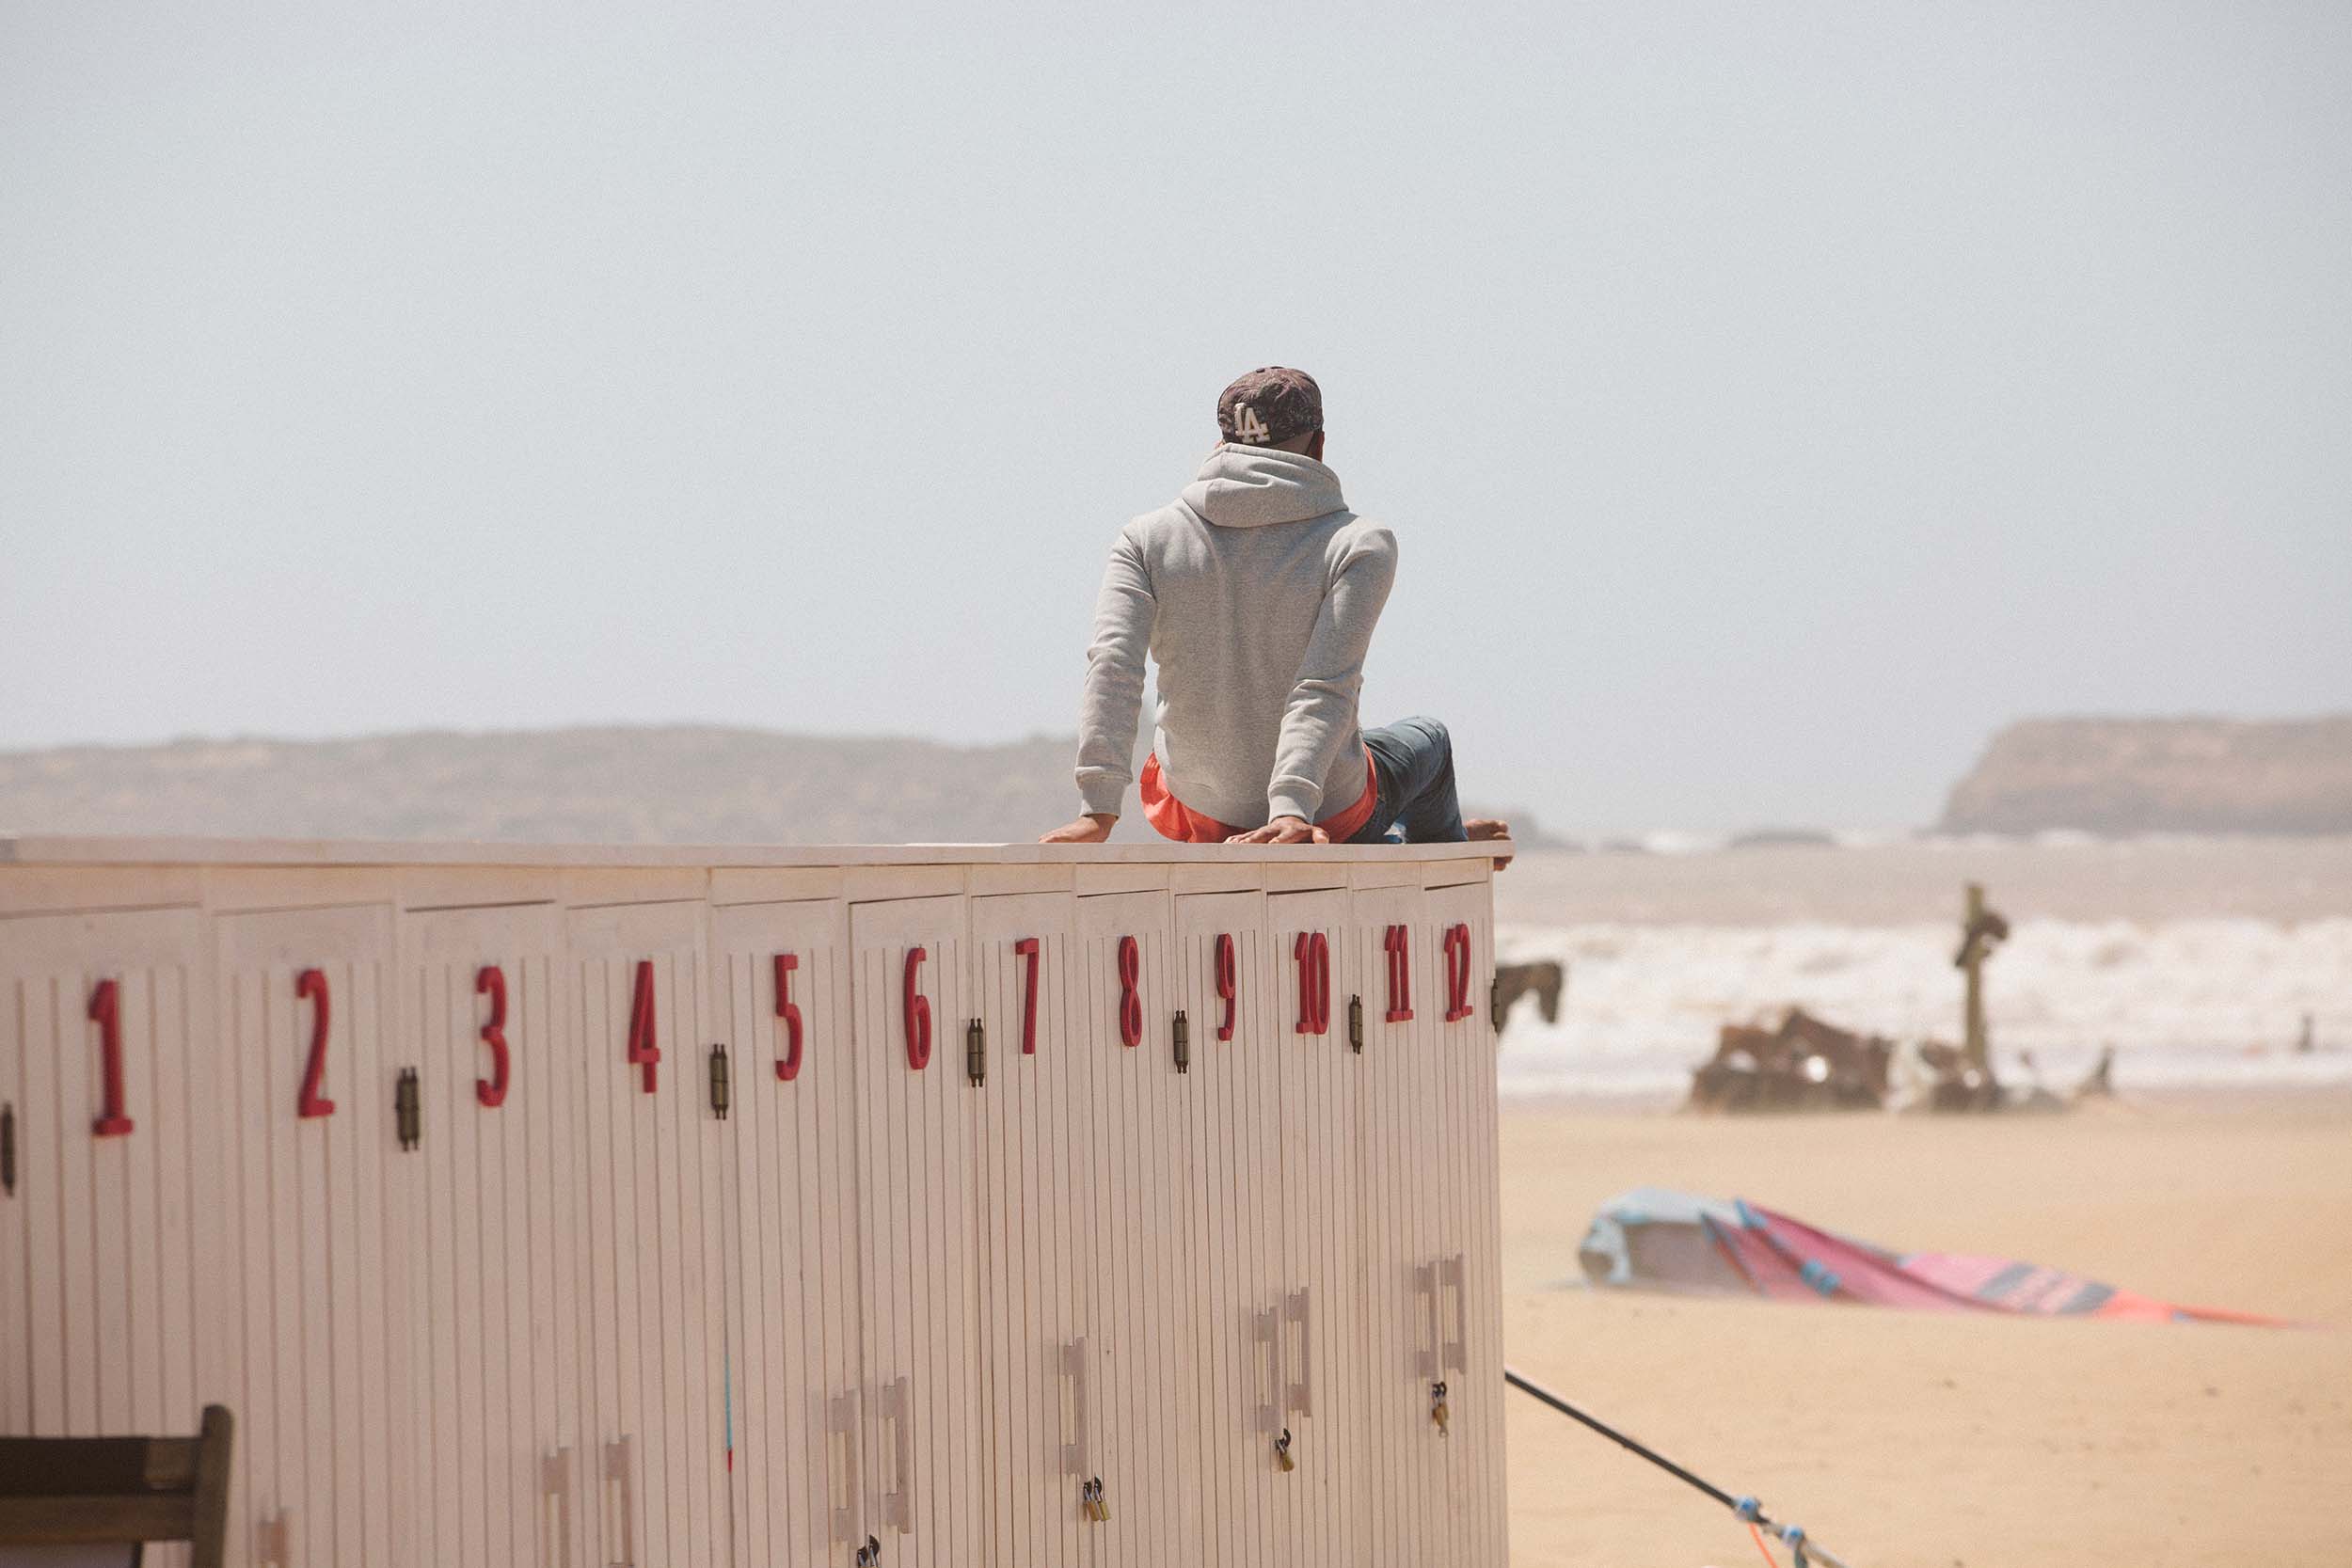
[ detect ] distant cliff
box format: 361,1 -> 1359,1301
1940,717 -> 2352,835
0,725 -> 1542,847
0,727 -> 1143,846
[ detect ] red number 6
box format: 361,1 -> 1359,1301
903,947 -> 932,1070
475,965 -> 511,1108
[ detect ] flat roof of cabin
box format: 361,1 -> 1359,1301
0,834 -> 1509,869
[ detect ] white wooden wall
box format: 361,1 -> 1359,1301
0,842 -> 1507,1568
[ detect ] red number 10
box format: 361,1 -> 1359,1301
1293,931 -> 1330,1036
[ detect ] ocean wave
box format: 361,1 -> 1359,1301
1493,917 -> 2352,1099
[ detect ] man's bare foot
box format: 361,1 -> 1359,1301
1466,817 -> 1515,871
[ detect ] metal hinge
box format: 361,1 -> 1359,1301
708,1043 -> 731,1120
1348,994 -> 1364,1053
393,1069 -> 421,1151
967,1018 -> 986,1086
1172,1009 -> 1190,1074
0,1101 -> 15,1194
1489,976 -> 1504,1033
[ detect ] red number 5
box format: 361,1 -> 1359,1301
774,953 -> 805,1082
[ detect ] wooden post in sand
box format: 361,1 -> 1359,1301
1956,880 -> 2009,1075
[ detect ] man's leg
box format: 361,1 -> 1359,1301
1360,717 -> 1467,842
1352,718 -> 1515,861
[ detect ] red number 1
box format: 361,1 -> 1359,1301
88,979 -> 134,1137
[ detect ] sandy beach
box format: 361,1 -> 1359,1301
1498,1094 -> 2352,1567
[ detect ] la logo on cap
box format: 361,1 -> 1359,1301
1232,403 -> 1269,443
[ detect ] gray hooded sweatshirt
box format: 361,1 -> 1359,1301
1075,444 -> 1397,831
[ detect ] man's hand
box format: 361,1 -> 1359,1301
1040,814 -> 1117,845
1225,815 -> 1329,846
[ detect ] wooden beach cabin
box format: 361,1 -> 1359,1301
0,835 -> 1509,1567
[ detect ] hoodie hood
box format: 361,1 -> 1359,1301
1179,444 -> 1347,530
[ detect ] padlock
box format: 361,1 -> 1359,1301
1432,1379 -> 1450,1434
1274,1428 -> 1296,1473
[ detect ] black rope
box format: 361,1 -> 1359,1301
1502,1365 -> 1856,1568
1502,1367 -> 1740,1511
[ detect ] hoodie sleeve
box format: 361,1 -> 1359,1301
1266,525 -> 1398,824
1074,526 -> 1155,816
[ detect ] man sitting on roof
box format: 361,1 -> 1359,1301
1041,365 -> 1510,859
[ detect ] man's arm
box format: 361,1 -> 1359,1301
1045,529 -> 1153,842
1263,526 -> 1397,825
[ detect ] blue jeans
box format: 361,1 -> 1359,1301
1346,717 -> 1467,844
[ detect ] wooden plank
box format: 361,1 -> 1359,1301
0,944 -> 24,1439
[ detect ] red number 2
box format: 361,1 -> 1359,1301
1214,934 -> 1237,1042
88,979 -> 134,1137
476,965 -> 511,1108
1014,938 -> 1041,1054
296,968 -> 336,1118
1383,925 -> 1414,1023
903,947 -> 933,1070
774,954 -> 804,1082
627,959 -> 660,1092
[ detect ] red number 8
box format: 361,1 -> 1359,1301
1116,936 -> 1143,1049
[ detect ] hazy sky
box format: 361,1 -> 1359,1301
4,2 -> 2347,835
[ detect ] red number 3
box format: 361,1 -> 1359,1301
296,968 -> 336,1118
476,965 -> 511,1108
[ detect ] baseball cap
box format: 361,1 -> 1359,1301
1216,366 -> 1323,446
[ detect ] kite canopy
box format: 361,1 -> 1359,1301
1576,1187 -> 2286,1325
